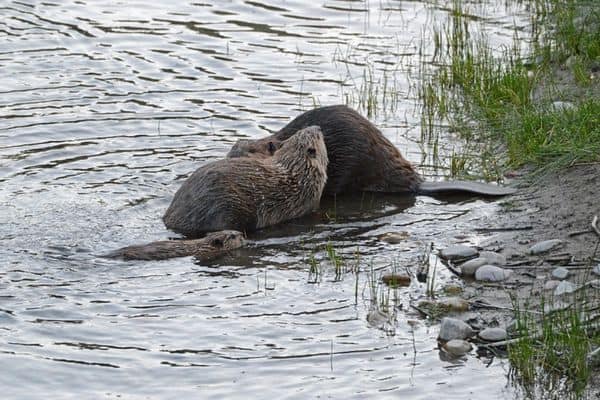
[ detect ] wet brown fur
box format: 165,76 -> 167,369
105,230 -> 245,261
227,105 -> 422,196
163,126 -> 328,237
227,105 -> 515,197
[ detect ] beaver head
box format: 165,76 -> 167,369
203,230 -> 246,250
227,137 -> 282,158
272,125 -> 328,180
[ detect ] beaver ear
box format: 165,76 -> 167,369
307,147 -> 317,158
211,238 -> 224,248
268,141 -> 277,155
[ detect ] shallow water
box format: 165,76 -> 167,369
1,1 -> 531,398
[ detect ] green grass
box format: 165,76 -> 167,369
417,0 -> 600,395
421,0 -> 600,175
509,286 -> 600,399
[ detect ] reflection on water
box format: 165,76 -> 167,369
0,0 -> 529,398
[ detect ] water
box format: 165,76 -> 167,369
0,1 -> 531,398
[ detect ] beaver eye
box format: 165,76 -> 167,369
268,141 -> 276,155
307,147 -> 317,158
211,238 -> 224,247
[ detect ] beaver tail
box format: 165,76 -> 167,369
104,230 -> 245,261
417,181 -> 516,196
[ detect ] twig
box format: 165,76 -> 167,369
591,215 -> 600,237
444,260 -> 462,277
475,226 -> 533,233
568,229 -> 593,237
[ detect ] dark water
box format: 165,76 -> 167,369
1,1 -> 530,398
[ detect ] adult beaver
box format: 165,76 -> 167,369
227,105 -> 516,197
106,230 -> 244,261
163,125 -> 328,237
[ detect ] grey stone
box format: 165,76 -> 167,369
438,317 -> 475,341
460,257 -> 488,276
478,327 -> 508,342
475,265 -> 511,282
551,101 -> 575,112
443,339 -> 472,356
378,231 -> 409,244
479,251 -> 506,266
554,280 -> 577,296
544,300 -> 571,313
544,280 -> 560,291
551,267 -> 569,280
528,239 -> 562,255
592,264 -> 600,276
439,245 -> 478,261
440,297 -> 469,312
506,319 -> 518,335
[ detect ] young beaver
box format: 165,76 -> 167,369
106,230 -> 244,261
163,125 -> 328,237
227,105 -> 515,197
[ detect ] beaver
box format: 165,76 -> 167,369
106,230 -> 244,261
163,125 -> 328,237
227,105 -> 516,197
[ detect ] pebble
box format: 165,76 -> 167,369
528,239 -> 562,255
378,231 -> 409,244
554,280 -> 577,296
443,339 -> 472,357
479,251 -> 506,266
592,264 -> 600,276
544,300 -> 571,314
506,319 -> 518,335
381,273 -> 411,287
551,267 -> 569,280
551,101 -> 575,112
439,245 -> 478,261
478,327 -> 508,342
460,257 -> 488,276
367,309 -> 390,329
440,297 -> 469,312
442,283 -> 464,295
438,317 -> 475,341
475,265 -> 511,282
544,280 -> 560,291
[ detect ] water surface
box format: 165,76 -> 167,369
0,1 -> 531,398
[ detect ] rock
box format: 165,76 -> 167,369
589,280 -> 600,289
475,265 -> 511,282
551,101 -> 575,112
439,245 -> 478,261
378,231 -> 409,244
528,239 -> 562,255
443,339 -> 472,357
438,317 -> 475,341
554,280 -> 577,296
506,319 -> 518,335
367,309 -> 390,329
442,283 -> 464,295
544,280 -> 560,291
440,297 -> 469,312
592,264 -> 600,276
460,257 -> 488,276
382,273 -> 410,287
478,327 -> 508,342
551,267 -> 569,280
544,301 -> 571,313
479,251 -> 506,266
